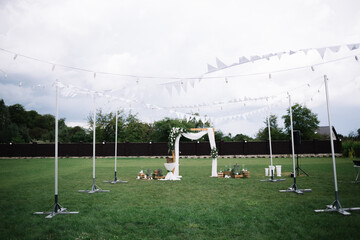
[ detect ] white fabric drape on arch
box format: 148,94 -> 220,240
174,128 -> 218,178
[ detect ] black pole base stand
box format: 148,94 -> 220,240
315,192 -> 360,216
78,178 -> 110,194
34,195 -> 79,218
279,178 -> 312,195
260,169 -> 285,182
104,172 -> 128,184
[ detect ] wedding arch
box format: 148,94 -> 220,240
169,127 -> 218,178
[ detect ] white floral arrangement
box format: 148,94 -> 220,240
168,127 -> 186,152
210,147 -> 219,158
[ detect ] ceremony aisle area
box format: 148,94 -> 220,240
0,156 -> 359,239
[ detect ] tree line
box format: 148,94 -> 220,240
1,98 -> 358,144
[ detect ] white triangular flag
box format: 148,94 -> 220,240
276,52 -> 285,59
302,49 -> 310,55
239,56 -> 250,64
189,79 -> 195,88
174,82 -> 181,94
263,54 -> 272,60
316,48 -> 326,59
250,55 -> 261,62
207,64 -> 217,73
289,50 -> 296,55
164,84 -> 172,95
347,43 -> 360,50
216,57 -> 227,69
329,45 -> 340,53
181,81 -> 187,93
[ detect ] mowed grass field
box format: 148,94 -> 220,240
1,156 -> 360,240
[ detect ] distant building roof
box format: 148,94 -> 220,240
315,126 -> 339,140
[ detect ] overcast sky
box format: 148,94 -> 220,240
0,0 -> 360,138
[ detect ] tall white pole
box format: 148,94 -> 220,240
279,93 -> 311,192
314,75 -> 359,213
115,110 -> 118,174
55,85 -> 59,197
324,75 -> 339,193
267,108 -> 273,168
93,95 -> 96,181
288,93 -> 297,178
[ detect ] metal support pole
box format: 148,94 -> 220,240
79,94 -> 109,193
315,75 -> 360,215
115,109 -> 118,178
92,95 -> 96,183
104,109 -> 127,184
35,82 -> 79,218
280,93 -> 311,194
260,107 -> 284,182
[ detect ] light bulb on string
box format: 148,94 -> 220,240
225,77 -> 228,83
311,66 -> 315,71
52,64 -> 56,71
268,73 -> 271,79
355,56 -> 359,61
13,54 -> 18,60
93,72 -> 96,79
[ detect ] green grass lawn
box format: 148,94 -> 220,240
1,156 -> 360,240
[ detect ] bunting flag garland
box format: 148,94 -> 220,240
2,66 -> 350,128
162,95 -> 278,110
1,43 -> 359,85
204,43 -> 360,75
1,42 -> 360,129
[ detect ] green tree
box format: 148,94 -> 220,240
0,100 -> 17,143
256,114 -> 286,140
232,133 -> 252,141
123,114 -> 152,142
69,126 -> 91,143
282,103 -> 320,140
8,104 -> 27,126
150,117 -> 210,142
88,110 -> 152,143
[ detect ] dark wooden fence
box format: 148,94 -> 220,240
0,140 -> 342,157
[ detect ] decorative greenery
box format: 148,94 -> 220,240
210,147 -> 218,158
343,140 -> 360,158
168,127 -> 186,152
